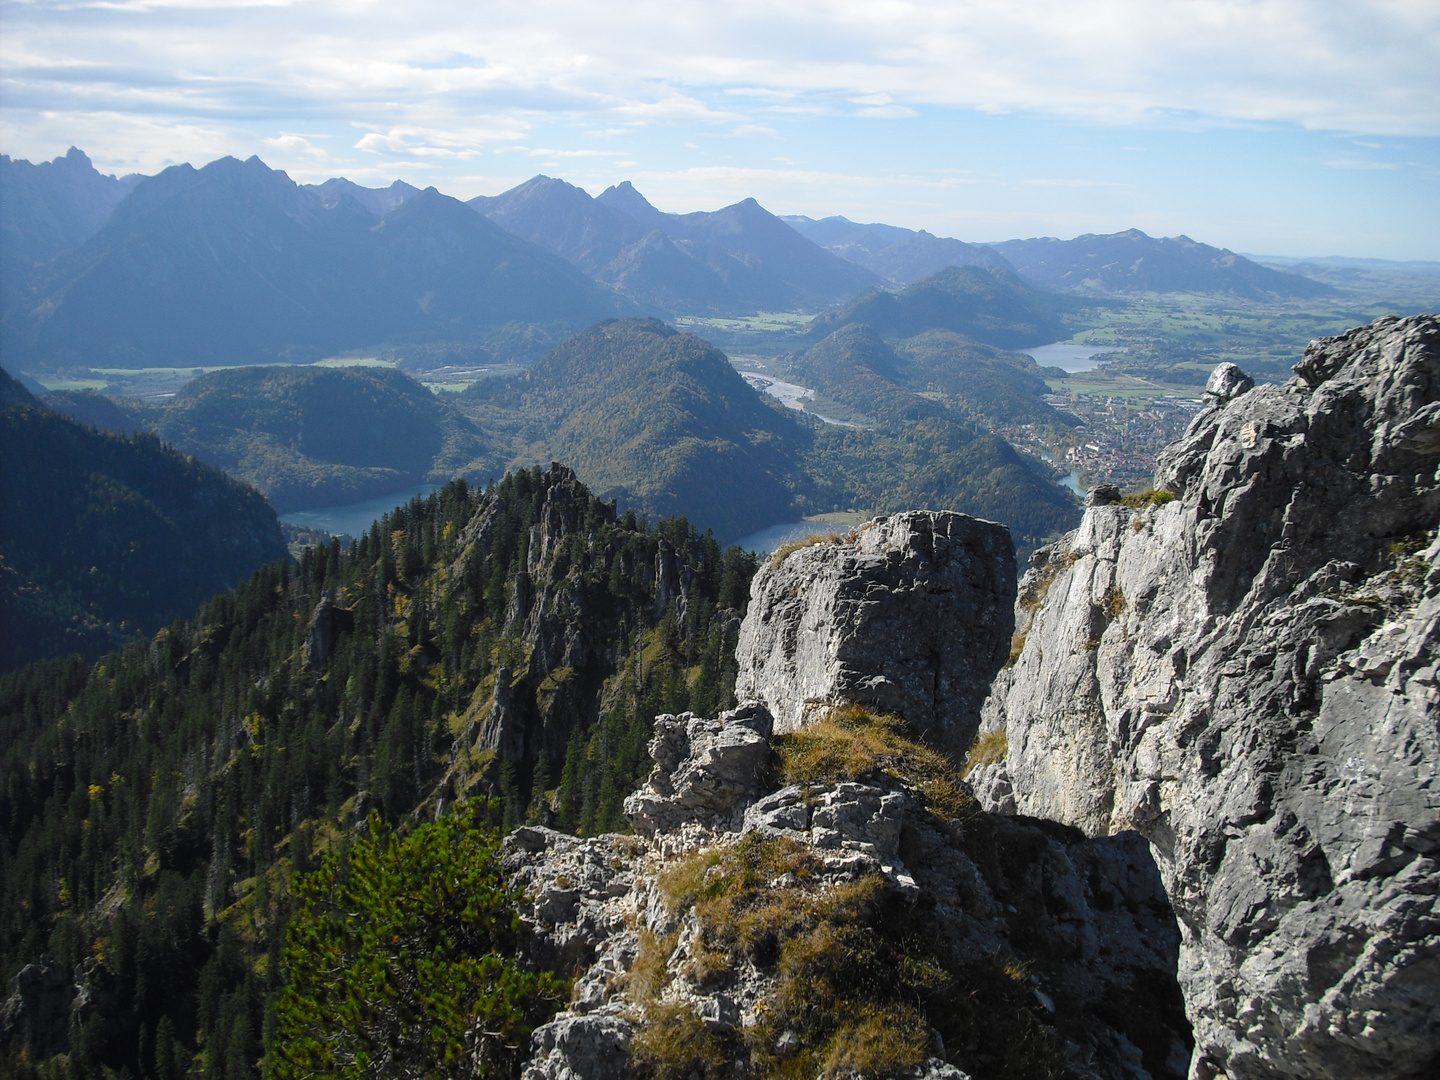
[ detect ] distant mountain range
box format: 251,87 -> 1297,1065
783,214 -> 1016,286
0,367 -> 286,671
0,148 -> 141,293
1,155 -> 617,368
0,146 -> 1346,373
989,230 -> 1333,299
806,265 -> 1067,348
471,176 -> 878,314
784,214 -> 1331,299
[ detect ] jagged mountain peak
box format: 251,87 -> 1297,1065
595,178 -> 665,225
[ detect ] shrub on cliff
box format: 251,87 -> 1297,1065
270,810 -> 565,1080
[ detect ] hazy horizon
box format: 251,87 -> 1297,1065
2,1 -> 1437,261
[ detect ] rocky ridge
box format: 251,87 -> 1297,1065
974,315 -> 1440,1078
508,514 -> 1192,1080
500,314 -> 1440,1080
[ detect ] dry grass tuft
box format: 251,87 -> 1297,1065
1119,489 -> 1176,508
1006,631 -> 1028,668
961,730 -> 1008,779
630,1000 -> 739,1080
776,704 -> 975,820
1103,585 -> 1127,619
624,929 -> 679,1006
649,833 -> 937,1080
769,531 -> 842,570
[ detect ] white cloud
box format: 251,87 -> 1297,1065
3,0 -> 1436,148
1,0 -> 1437,257
1325,158 -> 1402,169
728,124 -> 778,138
264,132 -> 328,157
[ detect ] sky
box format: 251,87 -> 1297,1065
2,0 -> 1437,260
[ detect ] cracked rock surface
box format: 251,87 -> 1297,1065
976,315 -> 1440,1079
735,510 -> 1016,760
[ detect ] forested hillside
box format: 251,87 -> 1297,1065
0,372 -> 287,672
783,325 -> 1078,549
138,365 -> 501,513
458,318 -> 1079,549
461,319 -> 811,539
0,465 -> 756,1078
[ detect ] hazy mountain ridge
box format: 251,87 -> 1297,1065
992,229 -> 1333,298
0,368 -> 287,671
784,213 -> 1017,286
2,156 -> 617,368
0,147 -> 141,287
807,264 -> 1068,348
786,214 -> 1333,299
470,176 -> 878,314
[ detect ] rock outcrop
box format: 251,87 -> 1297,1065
735,511 -> 1016,759
622,702 -> 775,835
506,508 -> 1189,1079
975,315 -> 1440,1079
509,704 -> 1192,1080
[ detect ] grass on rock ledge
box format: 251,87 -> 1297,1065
626,707 -> 1070,1080
776,704 -> 976,821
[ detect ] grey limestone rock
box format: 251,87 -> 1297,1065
734,510 -> 1016,759
1203,361 -> 1255,405
980,315 -> 1440,1079
622,701 -> 774,834
522,1008 -> 633,1080
511,700 -> 1192,1079
1087,483 -> 1123,507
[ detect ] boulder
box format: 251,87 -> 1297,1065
622,702 -> 774,834
734,510 -> 1015,759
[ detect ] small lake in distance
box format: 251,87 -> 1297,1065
1022,342 -> 1113,373
731,519 -> 845,553
281,483 -> 445,539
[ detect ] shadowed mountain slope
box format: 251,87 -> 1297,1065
598,185 -> 879,310
0,148 -> 142,289
2,156 -> 616,368
0,369 -> 286,671
470,176 -> 878,314
470,175 -> 649,275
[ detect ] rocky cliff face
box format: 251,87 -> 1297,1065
974,316 -> 1440,1079
735,511 -> 1015,760
506,512 -> 1191,1080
